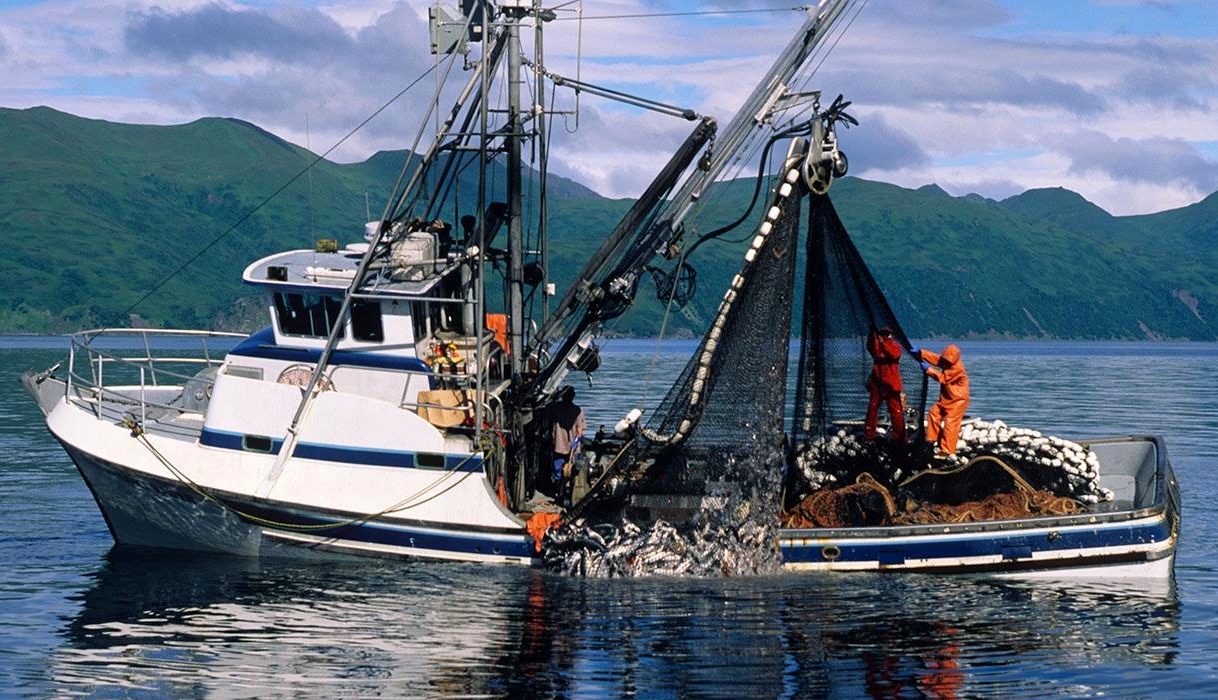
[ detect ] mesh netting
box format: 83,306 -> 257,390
541,177 -> 802,577
638,185 -> 801,497
792,194 -> 926,446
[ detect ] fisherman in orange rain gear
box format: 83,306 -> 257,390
912,344 -> 970,456
865,326 -> 906,442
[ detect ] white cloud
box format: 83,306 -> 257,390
0,0 -> 1215,215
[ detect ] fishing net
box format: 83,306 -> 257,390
636,175 -> 802,505
792,194 -> 926,446
543,168 -> 804,577
780,467 -> 1086,530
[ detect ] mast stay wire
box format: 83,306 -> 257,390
641,126 -> 798,404
640,0 -> 867,400
791,0 -> 869,100
384,30 -> 488,224
660,0 -> 866,259
112,62 -> 441,327
550,6 -> 809,21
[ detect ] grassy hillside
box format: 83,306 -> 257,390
1,106 -> 1214,339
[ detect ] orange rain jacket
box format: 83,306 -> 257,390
918,344 -> 970,454
865,329 -> 906,442
866,330 -> 904,396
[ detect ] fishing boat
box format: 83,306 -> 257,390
23,0 -> 1178,576
777,435 -> 1179,576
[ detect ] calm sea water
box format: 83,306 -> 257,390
2,337 -> 1216,698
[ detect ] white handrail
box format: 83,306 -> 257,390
67,327 -> 241,427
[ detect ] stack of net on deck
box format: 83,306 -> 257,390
545,166 -> 805,577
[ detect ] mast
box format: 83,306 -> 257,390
506,4 -> 526,381
534,0 -> 550,325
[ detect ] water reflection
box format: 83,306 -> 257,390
58,553 -> 1181,697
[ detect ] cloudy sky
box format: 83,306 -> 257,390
1,0 -> 1216,215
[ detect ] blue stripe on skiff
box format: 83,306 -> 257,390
200,428 -> 482,472
778,517 -> 1173,565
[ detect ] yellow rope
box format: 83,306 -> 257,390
123,416 -> 476,533
898,454 -> 1036,492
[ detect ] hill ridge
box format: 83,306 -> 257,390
0,106 -> 1214,339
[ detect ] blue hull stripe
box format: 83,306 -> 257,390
231,498 -> 536,559
200,428 -> 482,472
228,327 -> 434,375
779,519 -> 1172,565
71,446 -> 533,560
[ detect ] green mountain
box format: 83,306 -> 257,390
1,106 -> 1214,339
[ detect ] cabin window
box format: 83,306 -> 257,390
274,293 -> 343,338
415,452 -> 445,469
243,434 -> 274,453
351,301 -> 384,342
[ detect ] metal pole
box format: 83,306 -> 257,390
142,330 -> 158,387
535,1 -> 550,326
474,1 -> 491,455
506,9 -> 525,380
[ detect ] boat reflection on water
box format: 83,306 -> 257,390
784,575 -> 1180,698
57,551 -> 543,696
56,552 -> 1180,697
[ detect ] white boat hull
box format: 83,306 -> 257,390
65,442 -> 539,565
33,372 -> 1179,577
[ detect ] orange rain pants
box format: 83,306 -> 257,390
865,330 -> 906,442
919,345 -> 970,455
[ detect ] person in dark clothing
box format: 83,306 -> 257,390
549,386 -> 586,506
864,326 -> 906,442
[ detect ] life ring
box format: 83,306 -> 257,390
277,364 -> 334,391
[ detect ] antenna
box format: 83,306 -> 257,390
305,112 -> 316,240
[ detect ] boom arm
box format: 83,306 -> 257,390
526,0 -> 858,397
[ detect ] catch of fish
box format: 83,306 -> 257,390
543,513 -> 780,578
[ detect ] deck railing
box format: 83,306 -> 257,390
66,328 -> 246,424
64,327 -> 507,433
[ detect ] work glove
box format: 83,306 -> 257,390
919,360 -> 931,372
909,346 -> 922,358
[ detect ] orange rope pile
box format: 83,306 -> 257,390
892,490 -> 1084,525
781,472 -> 1085,529
780,473 -> 895,528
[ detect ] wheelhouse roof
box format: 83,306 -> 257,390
242,249 -> 459,297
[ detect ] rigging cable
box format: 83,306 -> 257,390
793,0 -> 870,98
112,62 -> 441,327
640,123 -> 804,402
121,415 -> 477,532
683,120 -> 819,256
552,7 -> 809,21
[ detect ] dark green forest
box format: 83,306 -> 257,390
1,106 -> 1214,339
